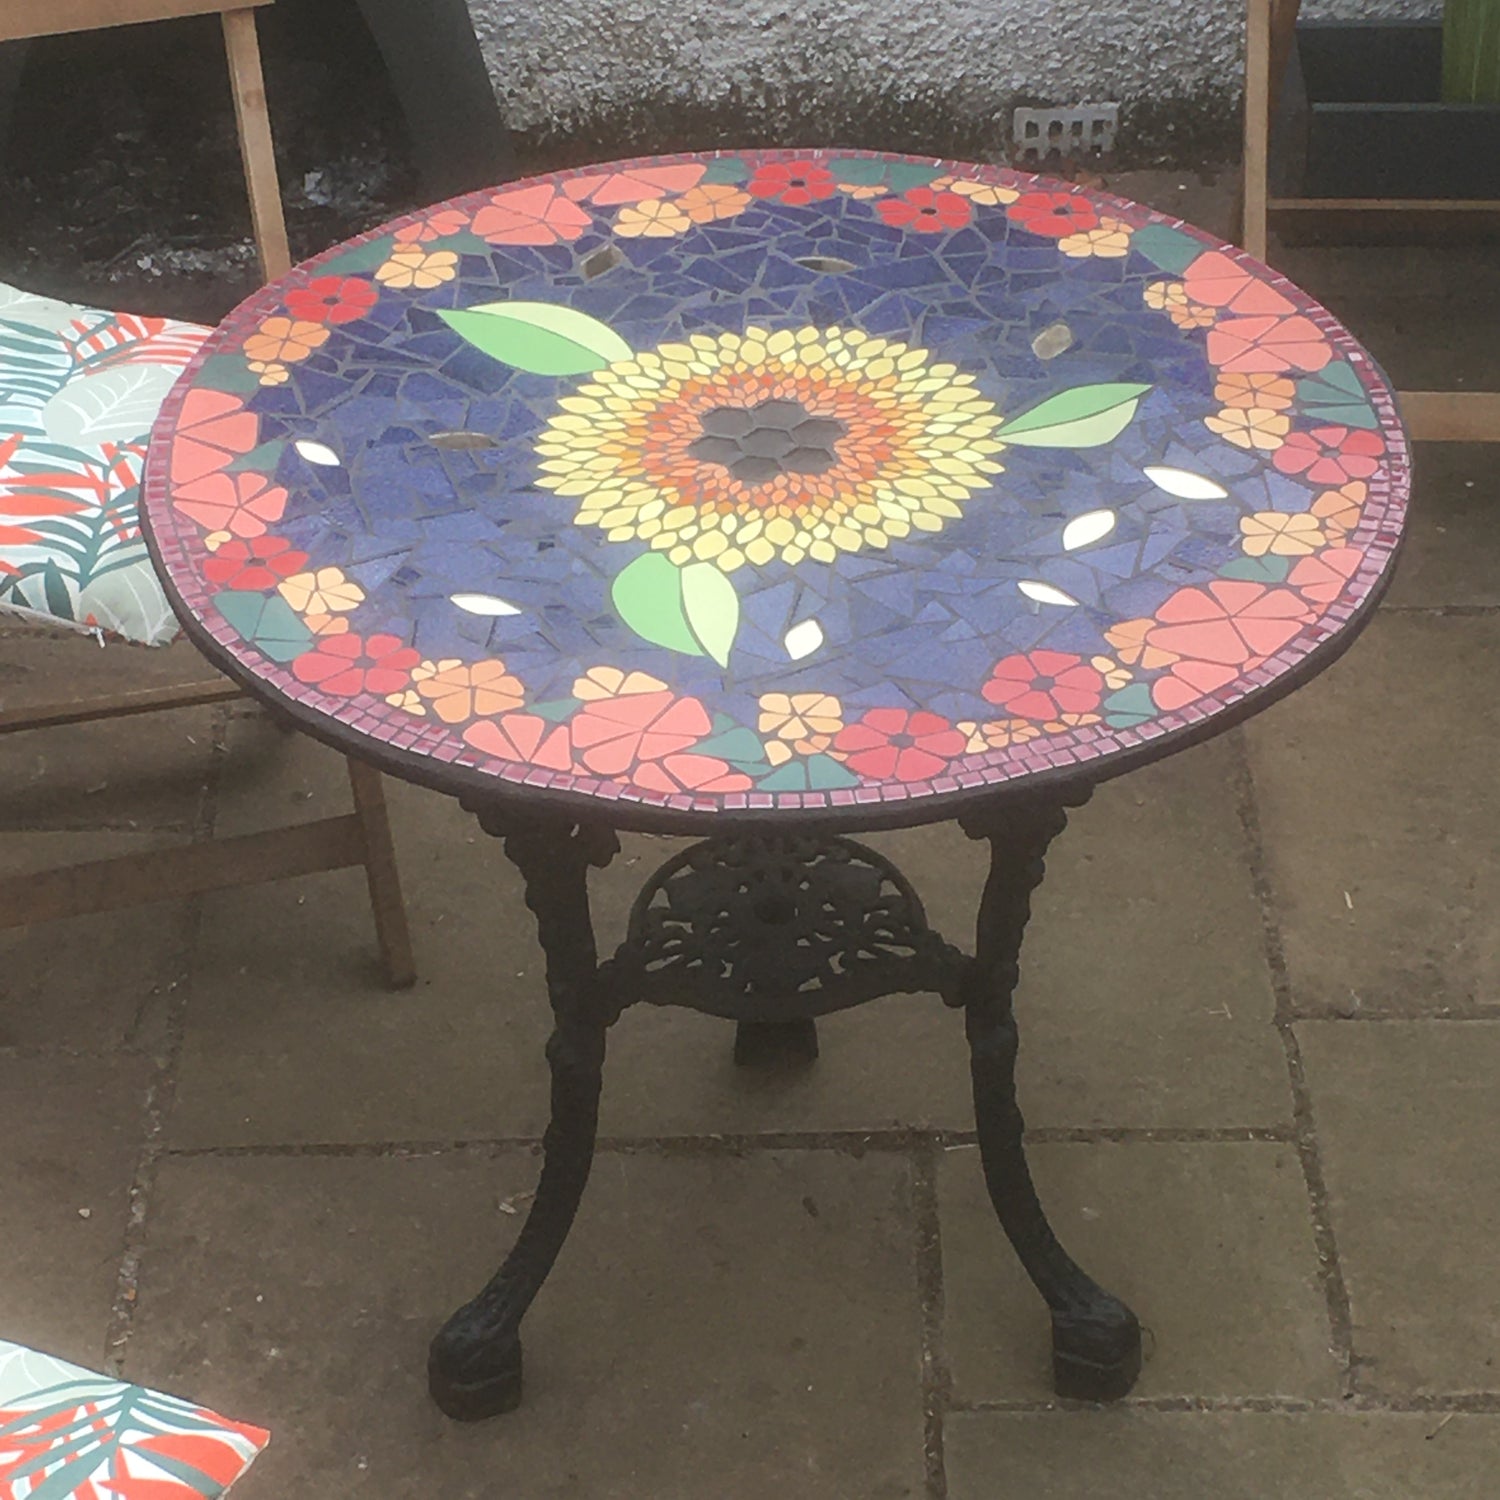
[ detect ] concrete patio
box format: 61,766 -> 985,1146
2,176 -> 1497,1497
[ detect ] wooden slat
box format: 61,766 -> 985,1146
0,679 -> 244,735
346,757 -> 416,988
1269,197 -> 1500,212
0,814 -> 366,928
222,7 -> 291,280
1399,390 -> 1500,443
0,0 -> 269,41
1243,0 -> 1274,261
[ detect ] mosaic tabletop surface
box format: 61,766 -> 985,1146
142,150 -> 1409,828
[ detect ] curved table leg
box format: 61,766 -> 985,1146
429,818 -> 617,1421
962,800 -> 1142,1401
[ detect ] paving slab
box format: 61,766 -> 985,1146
946,1410 -> 1500,1500
0,829 -> 193,1050
0,1054 -> 149,1366
866,735 -> 1285,1134
1244,614 -> 1500,1017
940,1141 -> 1337,1403
0,630 -> 220,831
1299,1020 -> 1500,1396
168,719 -> 553,1147
189,719 -> 1284,1144
128,1148 -> 923,1499
608,735 -> 1282,1137
1381,444 -> 1500,611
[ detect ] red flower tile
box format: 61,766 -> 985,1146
1272,425 -> 1385,486
201,534 -> 307,590
291,632 -> 419,697
284,275 -> 379,326
746,160 -> 837,206
982,651 -> 1104,720
876,188 -> 973,233
1007,191 -> 1100,238
168,389 -> 257,485
463,712 -> 575,771
171,470 -> 287,538
832,708 -> 967,782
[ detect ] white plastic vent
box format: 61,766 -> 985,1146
1012,105 -> 1120,165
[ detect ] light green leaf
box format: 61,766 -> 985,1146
997,382 -> 1153,448
439,301 -> 632,376
610,553 -> 741,665
680,562 -> 739,668
611,552 -> 701,657
43,365 -> 178,448
1130,224 -> 1203,274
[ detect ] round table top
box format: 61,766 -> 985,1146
144,150 -> 1409,832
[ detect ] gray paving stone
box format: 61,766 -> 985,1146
0,1054 -> 149,1365
0,630 -> 219,831
128,1148 -> 923,1499
187,722 -> 1284,1145
1381,444 -> 1500,610
1299,1020 -> 1500,1396
1244,614 -> 1500,1017
946,1410 -> 1500,1500
940,1141 -> 1338,1402
0,829 -> 192,1049
602,734 -> 1281,1138
168,729 -> 553,1147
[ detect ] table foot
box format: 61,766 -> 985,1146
962,796 -> 1142,1403
428,1333 -> 522,1422
1052,1300 -> 1142,1401
734,1018 -> 819,1066
430,815 -> 617,1420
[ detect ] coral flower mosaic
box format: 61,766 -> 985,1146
143,151 -> 1409,821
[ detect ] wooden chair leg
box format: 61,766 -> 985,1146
1243,0 -> 1273,261
1243,0 -> 1303,262
346,755 -> 417,989
222,5 -> 292,281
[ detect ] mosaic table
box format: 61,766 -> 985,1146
141,150 -> 1409,1422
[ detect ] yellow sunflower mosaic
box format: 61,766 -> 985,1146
532,325 -> 1008,571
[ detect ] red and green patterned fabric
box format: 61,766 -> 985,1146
0,1339 -> 268,1497
0,282 -> 209,645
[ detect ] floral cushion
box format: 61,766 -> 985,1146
0,282 -> 210,645
0,1339 -> 267,1497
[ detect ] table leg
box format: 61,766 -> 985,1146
962,801 -> 1142,1401
428,819 -> 618,1421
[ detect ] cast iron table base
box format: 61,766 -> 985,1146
427,791 -> 1143,1421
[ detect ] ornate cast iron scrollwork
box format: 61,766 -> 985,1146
605,833 -> 970,1022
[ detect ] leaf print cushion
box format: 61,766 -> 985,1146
0,281 -> 210,645
0,1338 -> 268,1497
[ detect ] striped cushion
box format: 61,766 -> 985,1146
0,282 -> 210,646
0,1338 -> 268,1496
